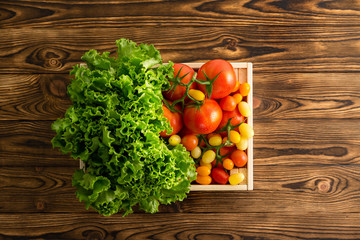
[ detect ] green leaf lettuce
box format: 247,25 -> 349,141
52,39 -> 196,216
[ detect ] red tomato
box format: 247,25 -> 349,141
216,107 -> 245,136
163,63 -> 195,101
183,99 -> 222,134
219,95 -> 237,111
230,150 -> 248,167
196,59 -> 236,99
181,134 -> 199,151
220,146 -> 236,157
211,168 -> 229,184
211,160 -> 224,169
160,103 -> 183,137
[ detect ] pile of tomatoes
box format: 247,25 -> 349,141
161,59 -> 254,185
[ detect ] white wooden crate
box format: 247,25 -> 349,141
187,62 -> 253,191
79,62 -> 253,191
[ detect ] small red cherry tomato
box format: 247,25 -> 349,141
230,150 -> 248,167
211,168 -> 229,184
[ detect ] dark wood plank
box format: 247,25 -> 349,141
0,121 -> 76,167
0,74 -> 71,120
1,27 -> 360,73
1,0 -> 360,28
0,212 -> 359,239
1,119 -> 359,167
1,72 -> 359,120
1,166 -> 359,214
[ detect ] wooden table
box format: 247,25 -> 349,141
1,1 -> 359,239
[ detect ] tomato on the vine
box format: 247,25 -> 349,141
211,168 -> 229,184
160,102 -> 183,137
183,99 -> 222,134
216,107 -> 245,135
196,59 -> 236,99
163,63 -> 195,101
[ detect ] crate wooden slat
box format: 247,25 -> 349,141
188,62 -> 253,191
79,62 -> 254,191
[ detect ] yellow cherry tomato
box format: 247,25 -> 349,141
202,150 -> 216,163
238,101 -> 250,117
191,146 -> 201,159
229,130 -> 241,144
236,138 -> 248,150
223,158 -> 234,170
209,134 -> 222,146
197,166 -> 211,176
169,134 -> 181,146
239,123 -> 254,139
196,175 -> 212,185
229,173 -> 245,185
239,83 -> 250,96
188,89 -> 205,101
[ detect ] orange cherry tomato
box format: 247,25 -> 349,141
222,158 -> 234,170
197,166 -> 211,176
239,83 -> 250,97
196,175 -> 212,185
230,150 -> 248,167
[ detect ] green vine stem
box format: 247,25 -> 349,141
195,117 -> 247,171
163,67 -> 220,113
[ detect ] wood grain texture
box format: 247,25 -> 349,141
0,74 -> 71,120
1,26 -> 360,73
0,212 -> 359,240
1,120 -> 359,168
1,72 -> 359,120
1,166 -> 359,214
1,0 -> 360,28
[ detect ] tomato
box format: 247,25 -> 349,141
211,168 -> 229,184
160,103 -> 183,137
222,158 -> 234,170
183,99 -> 222,134
211,160 -> 223,169
230,150 -> 248,167
181,134 -> 199,151
219,95 -> 237,111
216,107 -> 245,135
196,175 -> 212,185
239,82 -> 250,97
197,166 -> 211,176
163,63 -> 195,101
219,146 -> 236,157
196,59 -> 236,99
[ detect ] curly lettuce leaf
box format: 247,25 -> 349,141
52,39 -> 196,216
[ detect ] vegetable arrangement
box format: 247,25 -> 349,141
161,60 -> 254,186
52,38 -> 253,216
52,39 -> 196,216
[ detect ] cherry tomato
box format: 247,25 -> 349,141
163,63 -> 195,101
223,158 -> 234,170
219,95 -> 237,111
197,166 -> 211,176
216,107 -> 245,136
211,168 -> 229,184
160,102 -> 183,137
183,99 -> 222,134
211,159 -> 224,169
219,146 -> 236,157
181,134 -> 199,151
196,59 -> 236,99
230,150 -> 248,167
196,175 -> 212,185
239,82 -> 250,97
